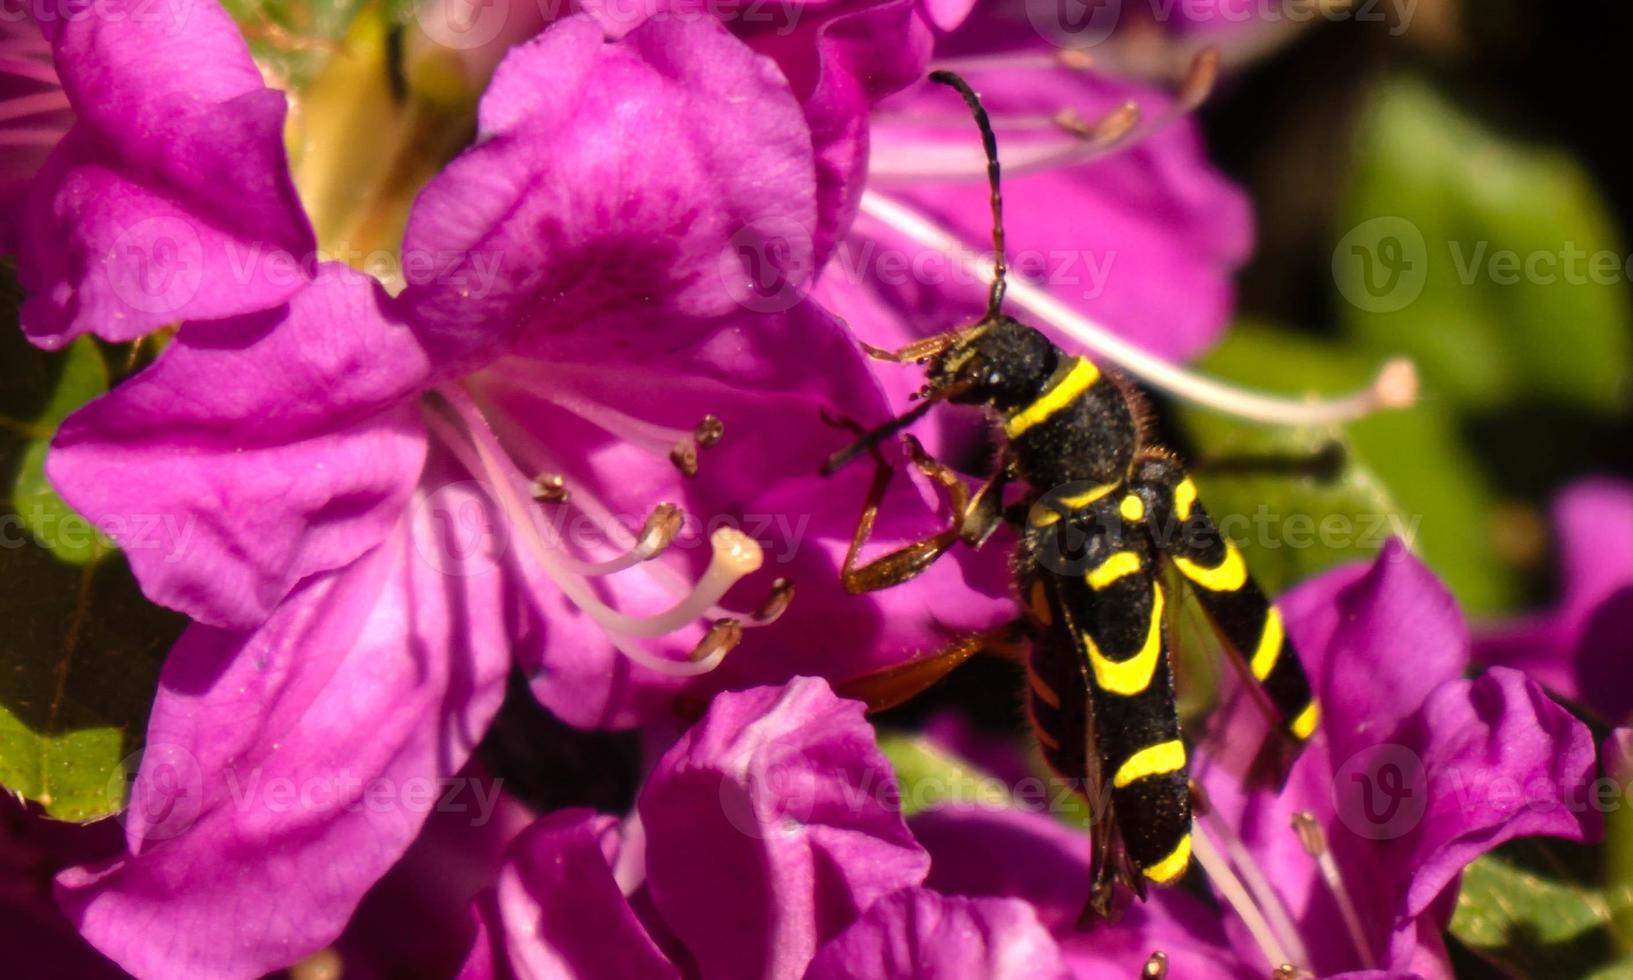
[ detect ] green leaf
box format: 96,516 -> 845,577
1180,320 -> 1516,612
878,731 -> 1011,816
1452,840 -> 1633,978
0,280 -> 186,821
1337,75 -> 1633,417
7,337 -> 112,564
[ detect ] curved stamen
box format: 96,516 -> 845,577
478,402 -> 786,628
1293,811 -> 1377,969
856,189 -> 1417,426
1195,783 -> 1311,969
1191,828 -> 1299,974
751,577 -> 795,625
427,387 -> 765,676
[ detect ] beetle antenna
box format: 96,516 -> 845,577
820,399 -> 941,475
929,70 -> 1008,320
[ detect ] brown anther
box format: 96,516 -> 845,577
694,414 -> 725,449
691,618 -> 744,662
1291,811 -> 1327,857
753,577 -> 795,624
670,441 -> 699,478
1058,48 -> 1094,71
636,503 -> 684,559
1141,951 -> 1168,979
1092,101 -> 1142,144
529,473 -> 570,504
1271,966 -> 1313,980
1179,47 -> 1221,111
1052,107 -> 1093,136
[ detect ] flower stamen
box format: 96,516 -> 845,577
529,472 -> 570,504
1142,951 -> 1168,979
1190,827 -> 1299,975
855,189 -> 1416,426
427,386 -> 766,677
1193,782 -> 1311,969
1293,811 -> 1377,970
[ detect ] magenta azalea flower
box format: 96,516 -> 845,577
42,14 -> 1009,976
1195,542 -> 1601,977
817,0 -> 1253,374
459,678 -> 935,979
806,887 -> 1072,980
902,544 -> 1600,979
6,0 -> 314,349
1474,478 -> 1633,724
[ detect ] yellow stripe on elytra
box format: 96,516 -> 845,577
1250,607 -> 1285,681
1004,357 -> 1100,438
1289,701 -> 1320,740
1142,834 -> 1192,884
1174,478 -> 1198,521
1086,551 -> 1143,590
1112,740 -> 1187,788
1174,542 -> 1247,593
1119,494 -> 1145,522
1028,481 -> 1118,528
1085,584 -> 1164,696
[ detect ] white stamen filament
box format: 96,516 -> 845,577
487,359 -> 699,456
857,189 -> 1417,426
1191,828 -> 1300,974
426,386 -> 761,676
1294,811 -> 1377,969
474,376 -> 785,627
1200,803 -> 1312,969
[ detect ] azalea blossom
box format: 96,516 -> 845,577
1474,478 -> 1633,725
910,544 -> 1600,978
432,545 -> 1601,979
3,0 -> 314,349
35,10 -> 1011,975
459,678 -> 933,979
1193,542 -> 1601,977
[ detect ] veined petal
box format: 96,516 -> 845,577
486,301 -> 1013,728
17,0 -> 314,347
55,479 -> 513,980
909,804 -> 1250,979
47,264 -> 429,629
460,810 -> 678,980
640,679 -> 930,980
845,59 -> 1252,363
399,13 -> 818,370
805,888 -> 1071,980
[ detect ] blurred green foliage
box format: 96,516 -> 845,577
0,284 -> 185,821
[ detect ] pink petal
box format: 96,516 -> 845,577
56,480 -> 512,979
18,0 -> 313,347
640,678 -> 930,979
48,264 -> 429,629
